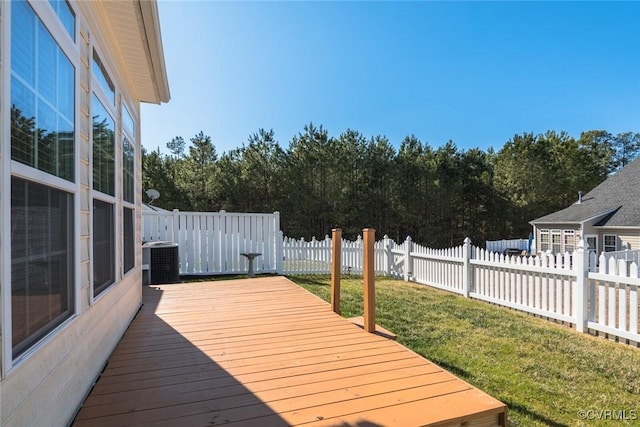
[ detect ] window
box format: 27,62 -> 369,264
563,230 -> 575,253
9,0 -> 77,360
123,207 -> 135,274
122,104 -> 135,136
11,0 -> 75,182
92,95 -> 115,196
604,235 -> 618,252
551,230 -> 561,254
92,50 -> 115,104
121,103 -> 135,275
48,0 -> 75,41
11,177 -> 74,358
539,229 -> 549,252
123,137 -> 134,203
93,200 -> 115,296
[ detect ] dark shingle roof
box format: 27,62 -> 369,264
531,157 -> 640,227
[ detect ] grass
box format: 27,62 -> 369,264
288,274 -> 640,427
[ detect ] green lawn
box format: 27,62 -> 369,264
288,274 -> 640,427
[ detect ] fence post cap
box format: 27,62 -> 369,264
383,234 -> 389,239
463,237 -> 472,245
405,235 -> 412,242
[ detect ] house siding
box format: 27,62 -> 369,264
596,228 -> 640,251
534,224 -> 580,254
0,1 -> 155,425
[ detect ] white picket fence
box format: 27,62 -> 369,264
284,235 -> 639,344
142,210 -> 283,275
140,211 -> 639,343
282,235 -> 389,275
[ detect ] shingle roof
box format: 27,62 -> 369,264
531,157 -> 640,227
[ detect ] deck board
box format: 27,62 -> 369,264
73,276 -> 506,426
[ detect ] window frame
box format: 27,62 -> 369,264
122,206 -> 135,275
121,101 -> 136,277
92,198 -> 115,296
3,0 -> 81,372
90,48 -> 119,299
47,0 -> 75,42
539,229 -> 549,252
10,0 -> 76,183
551,229 -> 561,254
604,234 -> 618,253
585,235 -> 598,255
10,176 -> 75,359
91,94 -> 116,196
563,230 -> 575,254
92,48 -> 115,105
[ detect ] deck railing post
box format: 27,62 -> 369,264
331,229 -> 342,314
574,239 -> 589,333
462,237 -> 472,297
363,228 -> 376,333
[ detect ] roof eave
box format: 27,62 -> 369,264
530,207 -> 620,227
138,0 -> 170,104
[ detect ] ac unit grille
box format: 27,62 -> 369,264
149,245 -> 179,284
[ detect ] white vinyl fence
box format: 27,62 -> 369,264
142,210 -> 283,275
282,235 -> 390,276
485,238 -> 530,254
141,210 -> 638,343
283,235 -> 639,344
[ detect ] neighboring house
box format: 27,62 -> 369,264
531,157 -> 640,256
1,1 -> 169,426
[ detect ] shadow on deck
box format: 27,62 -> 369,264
73,276 -> 506,426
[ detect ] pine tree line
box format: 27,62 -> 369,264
142,125 -> 638,248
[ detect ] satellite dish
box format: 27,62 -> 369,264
146,189 -> 160,205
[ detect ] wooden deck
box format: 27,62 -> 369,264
73,276 -> 507,426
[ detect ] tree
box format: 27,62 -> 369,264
283,123 -> 336,238
178,131 -> 218,211
611,131 -> 640,172
166,136 -> 185,157
142,147 -> 191,209
361,135 -> 396,235
239,129 -> 286,212
141,124 -> 636,248
391,135 -> 428,242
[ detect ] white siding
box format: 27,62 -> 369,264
598,228 -> 640,251
0,1 -> 157,425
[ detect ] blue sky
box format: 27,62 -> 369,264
141,1 -> 640,155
